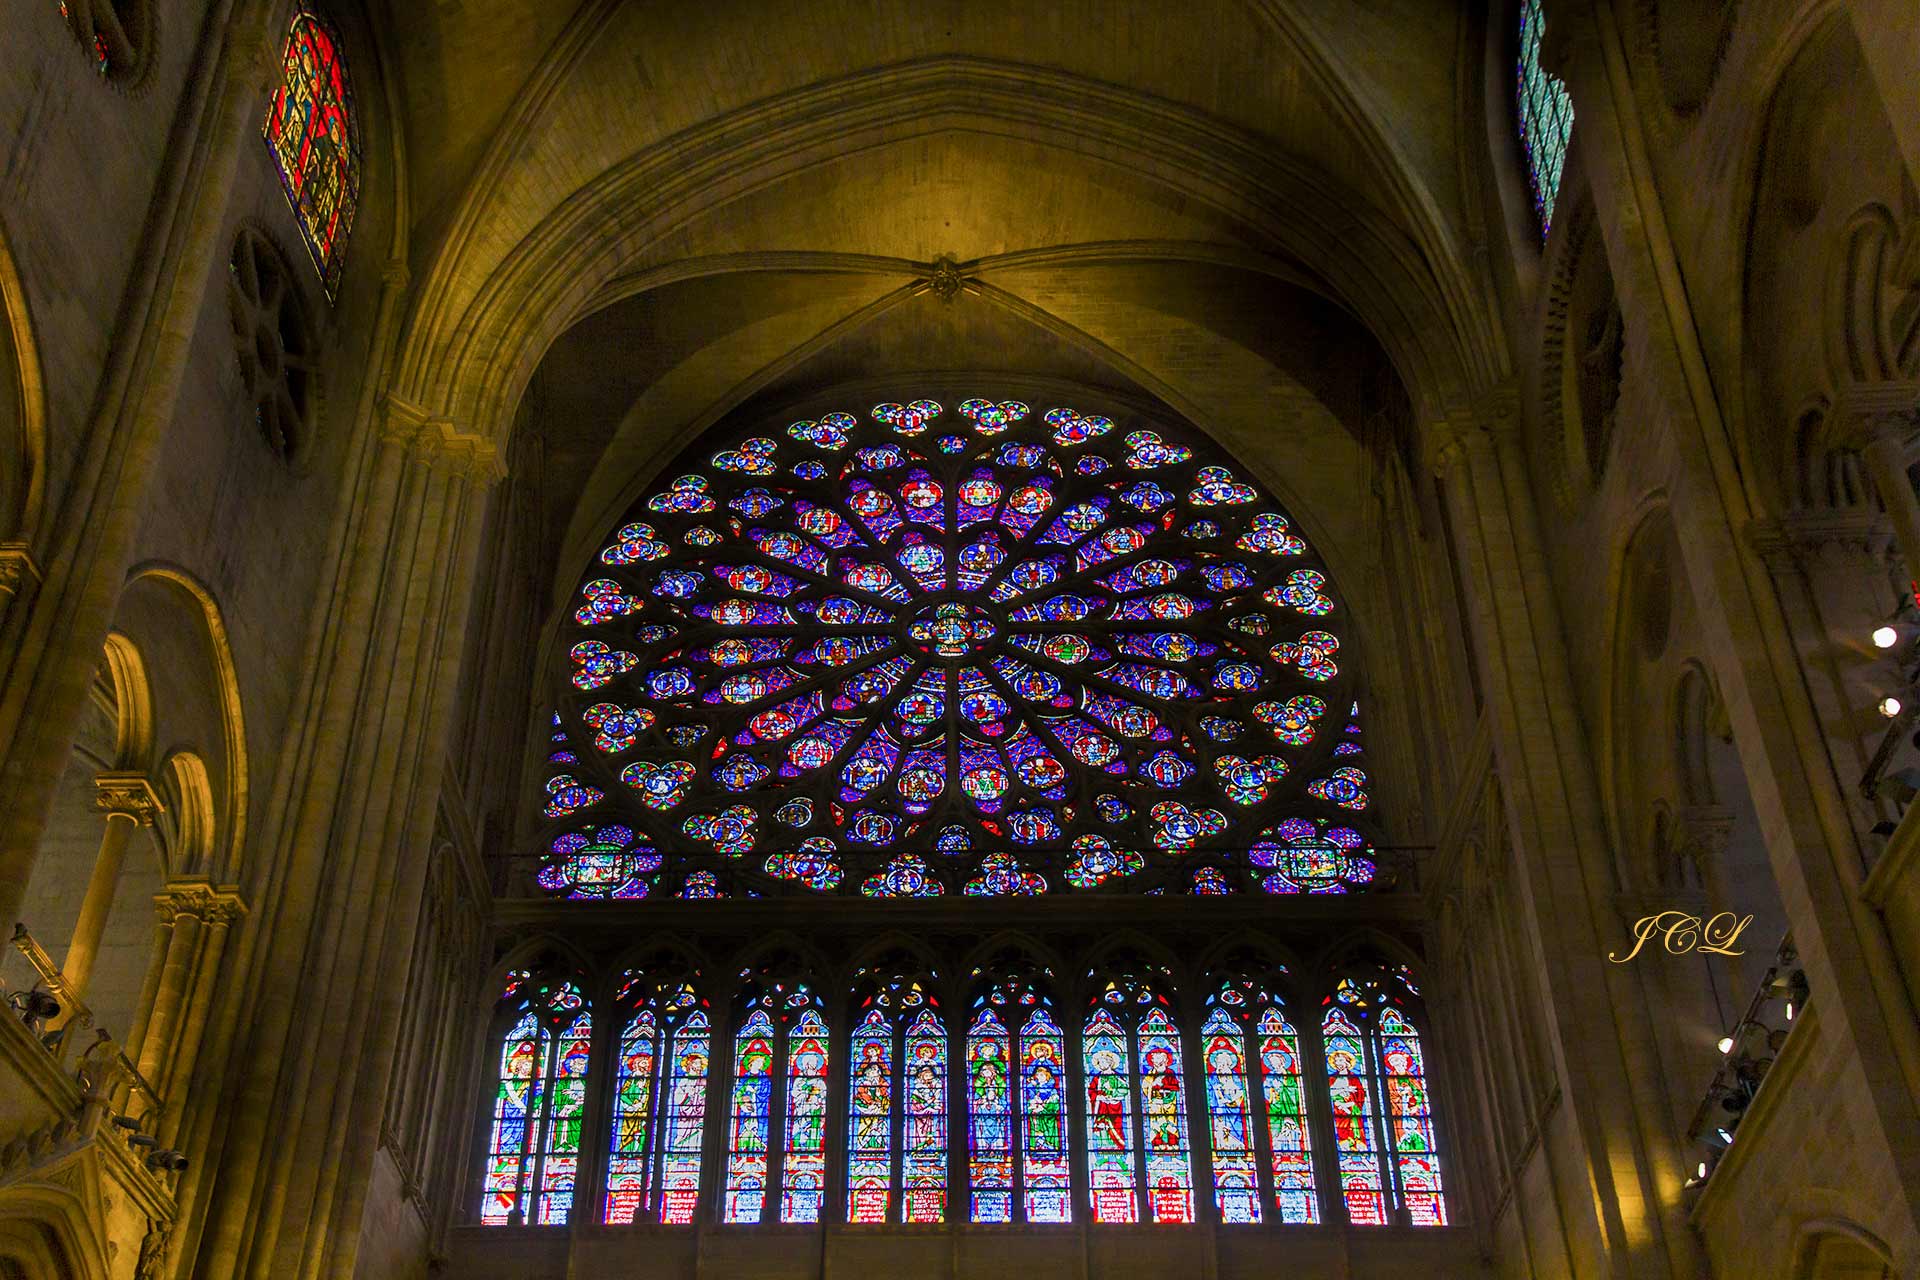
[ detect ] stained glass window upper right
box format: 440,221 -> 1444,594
1517,0 -> 1576,238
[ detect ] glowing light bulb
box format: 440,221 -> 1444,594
1696,1161 -> 1707,1179
1716,1127 -> 1733,1145
1785,1000 -> 1795,1021
1880,697 -> 1903,718
1716,1034 -> 1734,1055
1874,626 -> 1900,649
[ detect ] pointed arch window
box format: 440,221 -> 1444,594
1321,969 -> 1447,1226
603,970 -> 710,1225
1200,973 -> 1318,1224
1517,0 -> 1576,237
1083,970 -> 1195,1224
966,969 -> 1071,1224
724,976 -> 831,1224
846,970 -> 948,1223
263,7 -> 360,300
480,972 -> 592,1226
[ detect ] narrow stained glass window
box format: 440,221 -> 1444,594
966,1005 -> 1014,1223
782,1007 -> 831,1222
724,1009 -> 775,1223
902,1007 -> 950,1222
604,976 -> 709,1225
1380,1008 -> 1447,1225
263,7 -> 360,299
605,1006 -> 659,1223
1324,1004 -> 1383,1224
847,1007 -> 895,1222
1201,1006 -> 1261,1223
1083,1006 -> 1138,1224
481,974 -> 591,1226
1517,0 -> 1576,238
1019,1007 -> 1071,1223
1136,1007 -> 1195,1223
1259,1007 -> 1318,1223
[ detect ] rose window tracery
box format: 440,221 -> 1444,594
538,397 -> 1377,898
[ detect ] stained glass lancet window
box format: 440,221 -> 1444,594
965,968 -> 1071,1224
480,972 -> 592,1226
263,8 -> 360,299
1517,0 -> 1576,237
539,397 -> 1379,899
1201,973 -> 1317,1224
1322,968 -> 1448,1226
1082,969 -> 1194,1225
604,971 -> 709,1225
846,970 -> 948,1223
724,974 -> 831,1224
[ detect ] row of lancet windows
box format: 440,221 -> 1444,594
479,961 -> 1447,1230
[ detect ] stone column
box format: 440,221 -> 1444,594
121,882 -> 245,1135
62,772 -> 162,1003
1836,382 -> 1920,592
1430,397 -> 1698,1278
0,0 -> 282,933
177,402 -> 502,1280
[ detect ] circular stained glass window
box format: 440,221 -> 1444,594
539,397 -> 1373,898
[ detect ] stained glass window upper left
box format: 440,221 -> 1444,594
538,397 -> 1381,899
263,8 -> 359,300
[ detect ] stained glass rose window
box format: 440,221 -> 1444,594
538,398 -> 1374,897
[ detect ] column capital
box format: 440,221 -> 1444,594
93,773 -> 163,826
381,394 -> 507,487
1832,380 -> 1920,449
0,543 -> 40,597
1744,509 -> 1897,576
152,879 -> 248,927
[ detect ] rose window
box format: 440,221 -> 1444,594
539,397 -> 1376,898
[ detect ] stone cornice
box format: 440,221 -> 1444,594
93,773 -> 163,826
380,395 -> 507,487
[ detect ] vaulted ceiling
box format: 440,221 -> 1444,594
370,0 -> 1502,620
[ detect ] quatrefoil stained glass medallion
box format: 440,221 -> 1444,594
541,398 -> 1375,898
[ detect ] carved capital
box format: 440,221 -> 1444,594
1675,804 -> 1736,861
152,880 -> 247,927
380,395 -> 507,487
93,774 -> 162,826
0,543 -> 40,597
1832,380 -> 1920,450
1744,509 -> 1896,576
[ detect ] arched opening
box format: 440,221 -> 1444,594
1797,1228 -> 1896,1279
